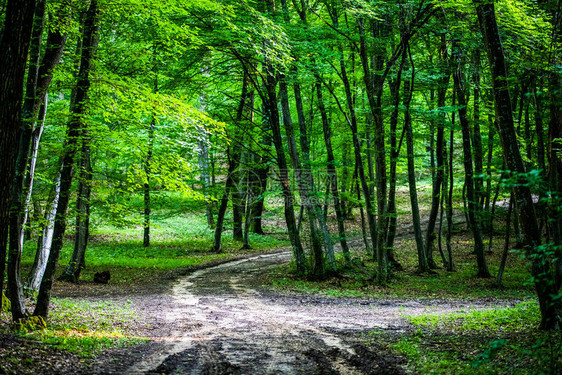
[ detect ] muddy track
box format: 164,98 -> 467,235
103,247 -> 500,375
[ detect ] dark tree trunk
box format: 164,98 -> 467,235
34,0 -> 99,318
425,33 -> 450,269
314,77 -> 348,268
0,0 -> 36,317
358,18 -> 387,281
59,132 -> 93,283
212,154 -> 235,253
279,77 -> 325,276
264,71 -> 306,275
475,0 -> 560,329
143,116 -> 155,248
212,72 -> 250,252
403,52 -> 428,273
385,75 -> 404,270
445,92 -> 456,272
452,40 -> 491,278
495,192 -> 514,286
472,49 -> 485,208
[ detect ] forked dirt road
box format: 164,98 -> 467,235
91,250 -> 504,375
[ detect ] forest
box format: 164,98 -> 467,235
0,0 -> 561,373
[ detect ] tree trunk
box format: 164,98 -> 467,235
0,0 -> 37,318
59,132 -> 93,283
314,77 -> 348,269
279,77 -> 326,275
475,0 -> 560,329
143,117 -> 155,247
212,72 -> 249,252
472,49 -> 485,208
452,40 -> 491,278
264,70 -> 306,275
358,18 -> 387,281
34,0 -> 99,318
425,32 -> 450,269
403,56 -> 428,273
445,91 -> 456,272
495,192 -> 514,286
26,172 -> 60,291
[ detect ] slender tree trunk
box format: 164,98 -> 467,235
26,172 -> 60,291
279,77 -> 325,276
358,18 -> 387,281
342,20 -> 381,281
212,72 -> 250,252
426,33 -> 450,269
385,76 -> 404,269
143,116 -> 155,247
59,131 -> 93,282
452,40 -> 491,278
483,110 -> 496,231
34,0 -> 99,318
495,192 -> 514,286
212,154 -> 235,253
472,49 -> 485,208
403,53 -> 428,273
446,91 -> 456,272
264,70 -> 306,275
314,78 -> 349,268
20,97 -> 47,253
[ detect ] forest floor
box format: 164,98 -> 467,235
1,203 -> 559,374
2,249 -> 519,375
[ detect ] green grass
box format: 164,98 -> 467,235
270,248 -> 535,301
7,298 -> 147,358
390,302 -> 562,374
21,207 -> 288,284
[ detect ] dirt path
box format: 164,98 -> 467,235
88,249 -> 504,375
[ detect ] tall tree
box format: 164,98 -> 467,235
474,0 -> 560,329
0,0 -> 36,315
34,0 -> 100,318
452,39 -> 490,278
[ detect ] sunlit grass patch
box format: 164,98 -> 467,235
17,298 -> 147,357
391,301 -> 562,374
406,301 -> 540,333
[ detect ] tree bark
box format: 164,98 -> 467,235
26,172 -> 60,291
452,40 -> 491,278
143,117 -> 155,247
59,131 -> 93,282
425,32 -> 450,269
358,18 -> 387,281
279,77 -> 325,276
0,0 -> 36,317
34,0 -> 99,318
264,70 -> 306,274
403,52 -> 428,273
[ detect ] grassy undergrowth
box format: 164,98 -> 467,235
270,234 -> 535,301
392,302 -> 562,374
15,298 -> 146,357
20,204 -> 288,285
